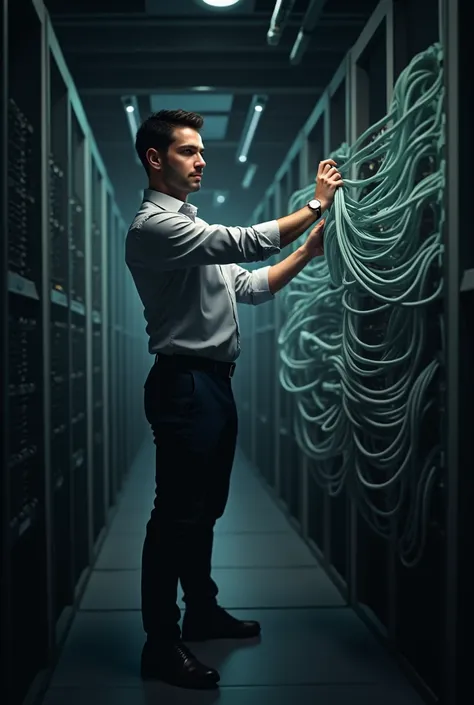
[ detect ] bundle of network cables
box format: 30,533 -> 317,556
277,42 -> 445,566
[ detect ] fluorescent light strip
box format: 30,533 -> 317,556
122,95 -> 142,166
126,109 -> 139,138
239,106 -> 264,161
242,163 -> 257,189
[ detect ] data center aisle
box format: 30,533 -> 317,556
41,442 -> 424,705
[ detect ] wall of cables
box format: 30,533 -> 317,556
233,1 -> 473,704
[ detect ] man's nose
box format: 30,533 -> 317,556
196,154 -> 206,168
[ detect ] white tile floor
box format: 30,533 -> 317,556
41,442 -> 425,705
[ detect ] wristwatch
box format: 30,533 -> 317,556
307,198 -> 322,219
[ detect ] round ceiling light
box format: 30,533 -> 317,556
201,0 -> 241,7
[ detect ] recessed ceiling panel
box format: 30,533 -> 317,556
150,94 -> 234,113
200,115 -> 229,140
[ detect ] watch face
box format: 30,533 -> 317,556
309,199 -> 321,210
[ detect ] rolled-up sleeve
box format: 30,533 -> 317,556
126,211 -> 280,271
229,264 -> 275,305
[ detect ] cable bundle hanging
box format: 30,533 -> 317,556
279,143 -> 350,497
277,42 -> 445,566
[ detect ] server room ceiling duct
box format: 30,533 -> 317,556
267,0 -> 298,45
290,0 -> 329,64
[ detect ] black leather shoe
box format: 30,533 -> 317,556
140,640 -> 220,689
182,606 -> 261,641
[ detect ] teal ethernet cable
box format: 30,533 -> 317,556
277,43 -> 445,566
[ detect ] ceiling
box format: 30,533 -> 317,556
44,0 -> 380,225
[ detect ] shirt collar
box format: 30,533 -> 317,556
143,188 -> 198,217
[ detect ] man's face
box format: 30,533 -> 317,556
160,127 -> 206,195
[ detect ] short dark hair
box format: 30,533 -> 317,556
135,109 -> 204,174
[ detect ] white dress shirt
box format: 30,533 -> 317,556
125,189 -> 281,362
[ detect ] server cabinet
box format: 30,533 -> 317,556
90,161 -> 106,544
0,0 -> 9,698
5,3 -> 50,704
277,161 -> 300,522
100,182 -> 111,517
236,197 -> 263,460
388,0 -> 445,698
117,213 -> 126,493
69,109 -> 90,590
108,206 -> 120,505
254,192 -> 276,488
347,0 -> 396,639
1,1 -> 140,702
242,0 -> 462,702
271,180 -> 283,499
325,63 -> 350,591
47,28 -> 74,637
443,1 -> 473,703
106,194 -> 117,509
300,93 -> 351,586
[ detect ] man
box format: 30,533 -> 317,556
125,109 -> 343,690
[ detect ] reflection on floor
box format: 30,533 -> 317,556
41,442 -> 425,705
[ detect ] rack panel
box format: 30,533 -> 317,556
6,3 -> 48,703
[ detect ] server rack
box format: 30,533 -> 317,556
290,73 -> 353,596
1,2 -> 148,704
1,0 -> 9,698
238,0 -> 469,703
276,151 -> 305,527
348,0 -> 396,646
108,205 -> 119,506
107,196 -> 118,510
89,161 -> 106,545
47,21 -> 74,646
443,0 -> 473,702
253,192 -> 276,489
5,7 -> 51,705
112,213 -> 128,492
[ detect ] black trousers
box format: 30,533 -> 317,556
141,356 -> 238,643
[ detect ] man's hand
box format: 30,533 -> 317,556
301,219 -> 325,259
315,159 -> 343,211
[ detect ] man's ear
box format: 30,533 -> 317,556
146,148 -> 161,172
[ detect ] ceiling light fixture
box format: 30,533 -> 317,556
121,95 -> 142,166
242,163 -> 258,189
236,94 -> 267,165
213,191 -> 228,207
201,0 -> 241,7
